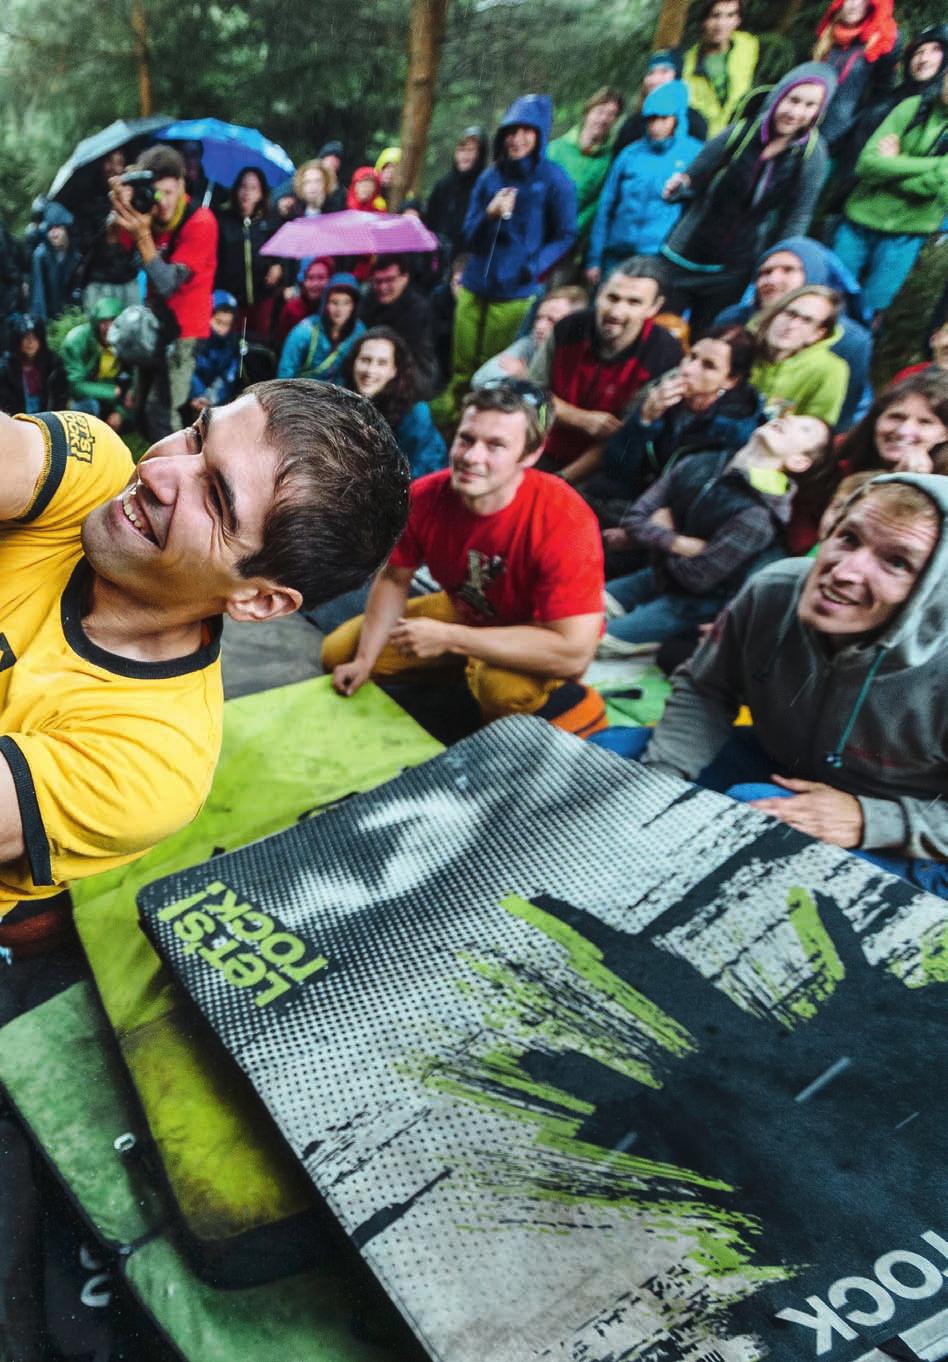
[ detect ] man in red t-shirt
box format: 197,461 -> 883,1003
110,144 -> 218,441
323,382 -> 608,737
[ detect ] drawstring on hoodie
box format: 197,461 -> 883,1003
822,646 -> 887,769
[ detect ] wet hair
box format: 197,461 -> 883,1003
460,383 -> 554,456
135,145 -> 185,181
756,285 -> 840,347
584,86 -> 625,116
698,0 -> 742,22
372,254 -> 410,277
230,165 -> 269,219
700,324 -> 755,381
605,255 -> 668,297
341,326 -> 417,430
236,380 -> 410,610
838,370 -> 948,474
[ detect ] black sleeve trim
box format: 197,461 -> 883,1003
15,412 -> 68,524
0,736 -> 53,886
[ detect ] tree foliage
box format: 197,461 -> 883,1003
0,0 -> 943,228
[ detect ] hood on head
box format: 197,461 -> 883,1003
43,201 -> 74,231
493,93 -> 554,161
842,472 -> 948,668
374,146 -> 401,174
816,0 -> 898,61
642,79 -> 691,126
350,166 -> 381,191
647,47 -> 683,78
91,295 -> 126,324
296,255 -> 335,285
320,272 -> 361,311
903,23 -> 948,86
756,235 -> 865,320
761,62 -> 838,140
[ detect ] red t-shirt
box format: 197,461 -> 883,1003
389,469 -> 605,626
122,201 -> 218,339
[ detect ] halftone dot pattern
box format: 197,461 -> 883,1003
138,717 -> 944,1362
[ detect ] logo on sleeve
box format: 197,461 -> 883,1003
60,412 -> 95,462
0,634 -> 15,673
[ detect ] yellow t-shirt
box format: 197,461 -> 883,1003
0,410 -> 223,921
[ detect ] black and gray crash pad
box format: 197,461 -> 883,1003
0,980 -> 423,1362
137,716 -> 948,1362
70,677 -> 441,1286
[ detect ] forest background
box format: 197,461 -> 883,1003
0,0 -> 943,230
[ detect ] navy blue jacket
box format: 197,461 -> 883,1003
461,95 -> 577,301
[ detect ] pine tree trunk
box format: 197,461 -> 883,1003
131,0 -> 152,117
652,0 -> 692,52
392,0 -> 450,209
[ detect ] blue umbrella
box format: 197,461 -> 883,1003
156,118 -> 295,189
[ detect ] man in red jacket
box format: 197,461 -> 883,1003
111,145 -> 218,440
528,256 -> 682,485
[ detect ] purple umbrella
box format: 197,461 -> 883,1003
261,210 -> 438,259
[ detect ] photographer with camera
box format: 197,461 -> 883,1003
110,145 -> 218,440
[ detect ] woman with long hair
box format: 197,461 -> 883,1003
214,165 -> 282,341
277,273 -> 365,381
342,327 -> 445,478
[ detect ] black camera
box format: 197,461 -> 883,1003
120,169 -> 158,215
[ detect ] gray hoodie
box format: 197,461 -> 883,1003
644,473 -> 948,859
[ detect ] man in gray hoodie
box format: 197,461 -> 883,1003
599,473 -> 947,895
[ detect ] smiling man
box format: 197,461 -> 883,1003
626,474 -> 948,895
0,382 -> 408,961
529,256 -> 682,484
322,380 -> 607,737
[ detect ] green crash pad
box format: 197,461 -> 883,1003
0,981 -> 417,1362
594,664 -> 671,729
71,677 -> 442,1286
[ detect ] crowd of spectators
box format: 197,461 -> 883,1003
0,0 -> 944,891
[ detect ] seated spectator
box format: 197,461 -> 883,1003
214,166 -> 283,342
813,0 -> 901,159
0,315 -> 68,415
30,204 -> 81,322
827,24 -> 947,209
547,86 -> 624,249
278,272 -> 364,380
189,291 -> 240,410
596,474 -> 948,897
293,159 -> 338,217
375,148 -> 401,209
449,94 -> 577,417
892,286 -> 948,383
424,127 -> 490,264
598,413 -> 830,652
785,371 -> 948,553
682,0 -> 760,138
341,327 -> 445,478
716,236 -> 872,429
838,371 -> 948,476
61,295 -> 130,428
347,167 -> 384,212
587,80 -> 704,283
275,256 -> 334,346
660,63 -> 837,334
528,256 -> 682,483
598,325 -> 761,502
612,51 -> 709,155
833,77 -> 948,319
359,255 -> 439,398
750,286 -> 850,425
472,285 -> 586,387
322,381 -> 607,737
